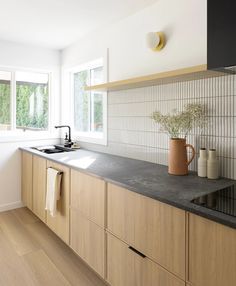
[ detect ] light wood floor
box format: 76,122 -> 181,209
0,207 -> 107,286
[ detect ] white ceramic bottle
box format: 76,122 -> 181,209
198,148 -> 207,177
207,149 -> 219,179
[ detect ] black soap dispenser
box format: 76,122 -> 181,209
64,132 -> 69,147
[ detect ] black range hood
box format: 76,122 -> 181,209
208,0 -> 236,73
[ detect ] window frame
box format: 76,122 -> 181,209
69,58 -> 108,146
0,66 -> 53,139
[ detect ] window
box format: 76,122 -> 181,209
16,71 -> 49,130
0,71 -> 11,130
72,59 -> 107,145
0,69 -> 50,132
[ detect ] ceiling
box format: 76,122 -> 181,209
0,0 -> 157,50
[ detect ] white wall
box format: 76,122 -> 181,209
0,40 -> 60,70
0,40 -> 61,211
62,0 -> 207,80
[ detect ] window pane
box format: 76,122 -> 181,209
92,92 -> 103,132
91,66 -> 103,85
0,71 -> 11,130
16,71 -> 49,130
74,70 -> 90,132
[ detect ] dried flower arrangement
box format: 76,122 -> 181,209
151,103 -> 206,138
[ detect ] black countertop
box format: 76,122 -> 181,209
20,147 -> 236,229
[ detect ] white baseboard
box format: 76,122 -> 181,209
0,201 -> 24,212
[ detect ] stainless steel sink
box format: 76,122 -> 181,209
32,145 -> 75,154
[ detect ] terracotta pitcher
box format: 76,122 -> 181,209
168,138 -> 195,175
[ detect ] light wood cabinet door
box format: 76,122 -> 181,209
107,233 -> 185,286
70,209 -> 105,278
107,183 -> 186,280
32,156 -> 46,222
71,170 -> 105,227
188,213 -> 236,286
21,151 -> 33,210
46,161 -> 70,244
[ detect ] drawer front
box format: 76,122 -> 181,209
46,161 -> 70,244
107,183 -> 186,279
71,169 -> 105,227
70,209 -> 105,278
107,233 -> 185,286
188,214 -> 236,286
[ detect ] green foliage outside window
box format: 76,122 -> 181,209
74,69 -> 103,133
93,93 -> 103,132
16,83 -> 48,129
0,81 -> 48,130
0,82 -> 11,125
74,71 -> 89,132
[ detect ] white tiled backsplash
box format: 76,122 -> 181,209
81,74 -> 236,179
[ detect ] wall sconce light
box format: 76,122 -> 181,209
146,32 -> 165,51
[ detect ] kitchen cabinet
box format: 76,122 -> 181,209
46,160 -> 70,244
107,183 -> 186,280
21,151 -> 33,210
71,169 -> 105,227
22,153 -> 70,242
32,156 -> 47,222
107,233 -> 185,286
70,169 -> 106,278
70,209 -> 105,278
188,213 -> 236,286
22,151 -> 236,286
208,0 -> 236,70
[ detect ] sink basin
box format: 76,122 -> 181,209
32,145 -> 75,154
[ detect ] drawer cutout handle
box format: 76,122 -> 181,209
128,246 -> 146,258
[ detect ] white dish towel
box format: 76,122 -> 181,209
45,167 -> 62,217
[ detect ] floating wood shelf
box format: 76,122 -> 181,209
85,64 -> 226,92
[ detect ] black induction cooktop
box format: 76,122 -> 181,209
191,184 -> 236,217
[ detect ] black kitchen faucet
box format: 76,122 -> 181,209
55,125 -> 72,147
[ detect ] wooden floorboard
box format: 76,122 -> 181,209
0,207 -> 107,286
23,249 -> 71,286
0,210 -> 40,256
11,207 -> 39,225
0,227 -> 37,285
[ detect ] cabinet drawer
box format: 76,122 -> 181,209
71,170 -> 105,227
107,233 -> 185,286
70,209 -> 105,278
107,183 -> 186,279
46,161 -> 70,244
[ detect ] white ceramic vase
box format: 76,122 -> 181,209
207,149 -> 219,179
198,148 -> 207,177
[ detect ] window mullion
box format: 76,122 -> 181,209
47,73 -> 51,132
88,70 -> 91,132
91,91 -> 95,132
11,71 -> 16,131
71,72 -> 75,131
88,91 -> 91,132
